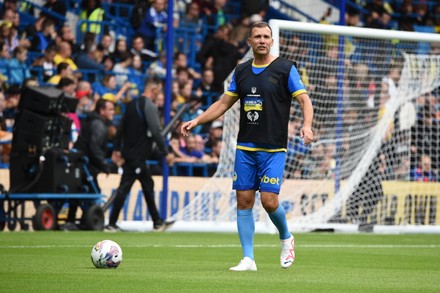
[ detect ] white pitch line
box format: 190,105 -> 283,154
0,244 -> 439,249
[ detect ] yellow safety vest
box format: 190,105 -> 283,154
80,8 -> 104,34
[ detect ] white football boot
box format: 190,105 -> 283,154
229,257 -> 257,271
280,235 -> 295,269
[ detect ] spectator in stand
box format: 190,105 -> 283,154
362,0 -> 391,29
93,74 -> 131,106
174,51 -> 201,80
30,18 -> 57,53
47,62 -> 73,85
205,0 -> 229,29
41,0 -> 67,27
394,157 -> 410,181
240,0 -> 269,20
0,90 -> 11,163
230,16 -> 254,55
130,0 -> 149,31
434,4 -> 440,28
0,20 -> 19,54
197,68 -> 214,92
383,63 -> 400,95
23,76 -> 39,87
173,79 -> 194,110
2,8 -> 28,49
398,1 -> 415,31
410,154 -> 437,182
31,44 -> 57,82
137,0 -> 168,51
53,41 -> 78,71
176,66 -> 193,88
57,76 -> 80,145
2,84 -> 20,129
196,23 -> 242,93
79,0 -> 105,35
181,1 -> 203,31
413,3 -> 434,27
57,77 -> 76,96
7,45 -> 31,85
147,50 -> 168,78
206,137 -> 222,163
170,133 -> 205,163
410,97 -> 440,172
76,80 -> 95,114
2,8 -> 16,26
56,24 -> 80,55
74,33 -> 106,77
112,51 -> 132,87
130,34 -> 157,63
204,120 -> 223,149
195,68 -> 217,105
100,55 -> 112,71
0,41 -> 9,78
99,33 -> 113,60
431,42 -> 440,56
110,38 -> 129,64
23,13 -> 45,45
192,0 -> 214,16
180,95 -> 204,134
0,0 -> 17,18
42,0 -> 67,28
127,54 -> 144,91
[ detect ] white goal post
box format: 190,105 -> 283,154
170,19 -> 440,233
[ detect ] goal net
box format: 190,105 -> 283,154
171,20 -> 440,233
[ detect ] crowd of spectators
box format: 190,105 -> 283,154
0,0 -> 439,181
0,0 -> 269,175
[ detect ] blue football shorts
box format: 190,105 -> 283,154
233,149 -> 286,194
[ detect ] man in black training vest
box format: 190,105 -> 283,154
181,22 -> 314,270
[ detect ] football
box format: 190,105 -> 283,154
91,240 -> 123,268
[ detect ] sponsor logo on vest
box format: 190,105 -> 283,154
247,111 -> 259,122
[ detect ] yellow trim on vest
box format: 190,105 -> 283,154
292,89 -> 307,98
236,145 -> 287,152
252,61 -> 270,68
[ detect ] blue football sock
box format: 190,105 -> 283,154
269,205 -> 291,240
237,208 -> 255,260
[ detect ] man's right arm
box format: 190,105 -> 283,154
181,92 -> 238,136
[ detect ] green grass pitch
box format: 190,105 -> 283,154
0,232 -> 439,292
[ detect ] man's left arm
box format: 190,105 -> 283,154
89,121 -> 111,173
295,93 -> 314,145
144,99 -> 168,156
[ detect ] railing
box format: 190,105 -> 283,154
76,19 -> 134,44
20,0 -> 67,28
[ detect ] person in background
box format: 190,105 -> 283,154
137,0 -> 168,51
62,98 -> 115,230
47,61 -> 74,85
31,44 -> 57,82
7,45 -> 31,85
181,22 -> 314,271
130,34 -> 157,63
105,78 -> 174,232
30,17 -> 56,53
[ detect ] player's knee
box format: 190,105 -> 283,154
261,199 -> 278,213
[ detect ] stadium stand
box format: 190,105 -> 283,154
0,0 -> 439,181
